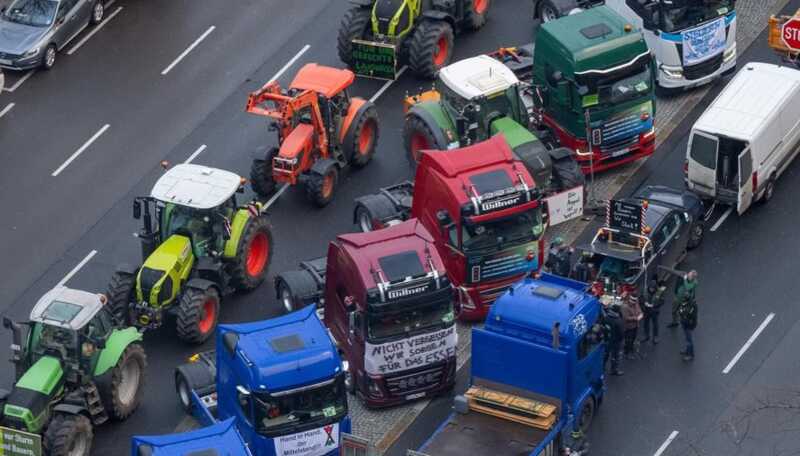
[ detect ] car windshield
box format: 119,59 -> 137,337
367,300 -> 455,342
461,207 -> 544,253
253,375 -> 347,436
3,0 -> 57,27
659,0 -> 734,33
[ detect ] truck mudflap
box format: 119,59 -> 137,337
189,389 -> 218,428
351,39 -> 398,80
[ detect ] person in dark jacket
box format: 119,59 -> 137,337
678,273 -> 699,361
668,270 -> 698,328
545,236 -> 573,277
602,303 -> 625,375
621,289 -> 642,359
641,279 -> 666,344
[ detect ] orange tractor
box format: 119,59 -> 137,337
246,63 -> 380,207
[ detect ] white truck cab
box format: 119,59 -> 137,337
685,62 -> 800,214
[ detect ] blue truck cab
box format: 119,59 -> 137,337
163,306 -> 350,456
132,417 -> 252,455
417,274 -> 604,456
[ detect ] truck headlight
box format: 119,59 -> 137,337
660,64 -> 683,79
723,44 -> 736,63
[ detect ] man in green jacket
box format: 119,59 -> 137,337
668,270 -> 698,328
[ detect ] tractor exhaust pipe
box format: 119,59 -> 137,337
3,317 -> 24,381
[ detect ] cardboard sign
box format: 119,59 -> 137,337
274,423 -> 339,456
545,186 -> 584,226
0,426 -> 42,456
682,17 -> 727,66
365,326 -> 457,375
351,40 -> 397,80
608,200 -> 643,233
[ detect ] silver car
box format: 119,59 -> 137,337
0,0 -> 104,70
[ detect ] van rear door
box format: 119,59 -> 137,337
737,148 -> 754,214
687,131 -> 719,196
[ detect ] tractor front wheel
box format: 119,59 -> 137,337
250,147 -> 278,197
465,0 -> 491,29
44,413 -> 93,456
344,104 -> 380,169
176,287 -> 220,344
403,114 -> 444,169
230,215 -> 273,291
103,343 -> 146,421
337,6 -> 372,67
306,166 -> 339,207
408,20 -> 454,79
106,271 -> 136,326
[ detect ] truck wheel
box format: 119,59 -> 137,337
354,195 -> 397,232
275,270 -> 317,313
539,0 -> 561,23
337,6 -> 372,67
107,271 -> 136,326
306,166 -> 338,207
465,0 -> 491,30
175,362 -> 215,412
403,114 -> 444,169
176,287 -> 220,344
550,154 -> 585,193
229,216 -> 273,291
250,147 -> 278,197
344,104 -> 380,168
44,414 -> 93,456
408,20 -> 454,79
687,222 -> 704,250
576,397 -> 595,436
103,343 -> 146,421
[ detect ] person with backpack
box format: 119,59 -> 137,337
668,269 -> 698,328
602,302 -> 625,376
676,270 -> 699,361
641,278 -> 666,344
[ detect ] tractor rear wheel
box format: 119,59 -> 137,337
306,165 -> 339,207
403,114 -> 444,169
107,271 -> 136,326
44,413 -> 93,456
337,6 -> 372,67
250,147 -> 278,197
176,287 -> 220,344
230,215 -> 273,291
465,0 -> 491,30
344,104 -> 380,169
103,343 -> 146,421
550,155 -> 585,193
408,20 -> 454,79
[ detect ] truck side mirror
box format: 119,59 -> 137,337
133,200 -> 141,220
556,80 -> 571,106
348,312 -> 357,339
236,385 -> 251,397
223,332 -> 239,356
436,210 -> 452,226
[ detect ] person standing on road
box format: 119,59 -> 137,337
546,236 -> 573,277
602,303 -> 625,376
678,271 -> 699,361
668,270 -> 698,328
641,279 -> 666,344
621,289 -> 643,359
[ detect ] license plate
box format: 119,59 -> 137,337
611,148 -> 630,157
406,392 -> 426,400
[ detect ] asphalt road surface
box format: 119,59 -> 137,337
387,2 -> 800,455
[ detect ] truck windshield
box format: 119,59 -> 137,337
576,55 -> 653,108
253,374 -> 347,436
659,1 -> 734,33
367,300 -> 455,342
461,207 -> 544,253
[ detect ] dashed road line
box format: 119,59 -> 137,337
67,6 -> 124,55
0,102 -> 14,118
2,70 -> 34,93
268,44 -> 311,83
370,66 -> 408,103
184,144 -> 207,164
722,312 -> 776,374
653,430 -> 679,456
263,184 -> 289,210
52,124 -> 110,176
710,207 -> 732,232
161,25 -> 216,75
56,250 -> 98,287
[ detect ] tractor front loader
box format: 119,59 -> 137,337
106,164 -> 274,344
337,0 -> 492,80
246,63 -> 379,207
0,287 -> 146,456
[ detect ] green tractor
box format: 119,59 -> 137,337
106,163 -> 274,345
0,286 -> 146,456
337,0 -> 492,80
402,52 -> 585,195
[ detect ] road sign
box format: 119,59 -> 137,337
781,17 -> 800,51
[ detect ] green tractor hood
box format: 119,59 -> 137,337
2,356 -> 63,433
137,234 -> 194,308
490,116 -> 553,190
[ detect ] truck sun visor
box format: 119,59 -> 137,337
378,251 -> 425,282
469,169 -> 514,195
268,334 -> 305,353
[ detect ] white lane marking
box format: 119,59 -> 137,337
710,207 -> 732,232
263,184 -> 289,209
52,124 -> 110,176
0,102 -> 14,118
722,313 -> 775,374
67,6 -> 123,55
268,44 -> 310,83
653,430 -> 679,456
56,250 -> 98,287
184,144 -> 207,164
104,0 -> 115,8
370,65 -> 408,103
161,25 -> 216,75
3,70 -> 34,93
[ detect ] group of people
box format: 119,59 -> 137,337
544,237 -> 700,375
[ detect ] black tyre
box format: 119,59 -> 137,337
250,147 -> 278,197
576,396 -> 596,436
106,271 -> 136,326
465,0 -> 491,29
550,155 -> 585,193
408,20 -> 454,79
41,44 -> 56,70
175,362 -> 215,413
687,221 -> 704,250
306,165 -> 338,207
539,0 -> 561,23
760,177 -> 776,204
176,287 -> 220,344
403,114 -> 445,169
337,6 -> 372,67
44,413 -> 93,456
354,195 -> 397,232
275,270 -> 317,313
343,104 -> 380,168
229,215 -> 273,291
103,343 -> 146,421
90,0 -> 104,25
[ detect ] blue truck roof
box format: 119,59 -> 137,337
219,306 -> 341,393
131,417 -> 250,456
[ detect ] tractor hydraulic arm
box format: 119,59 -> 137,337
245,82 -> 292,120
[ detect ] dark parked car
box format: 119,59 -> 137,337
0,0 -> 104,70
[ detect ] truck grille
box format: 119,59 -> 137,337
600,114 -> 641,154
479,283 -> 513,305
684,53 -> 723,81
385,365 -> 445,396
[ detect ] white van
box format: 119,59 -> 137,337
685,62 -> 800,214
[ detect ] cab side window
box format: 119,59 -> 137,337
577,325 -> 603,360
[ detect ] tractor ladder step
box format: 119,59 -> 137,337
84,383 -> 108,425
